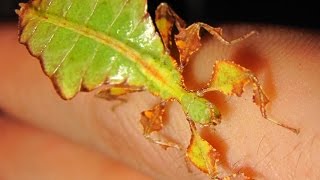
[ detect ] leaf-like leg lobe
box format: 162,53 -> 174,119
95,85 -> 144,101
186,121 -> 219,177
175,22 -> 257,69
95,85 -> 144,110
202,61 -> 299,134
186,121 -> 253,179
155,3 -> 186,54
140,101 -> 181,150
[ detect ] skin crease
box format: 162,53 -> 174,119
0,23 -> 320,179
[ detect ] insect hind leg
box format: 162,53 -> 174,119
140,101 -> 181,150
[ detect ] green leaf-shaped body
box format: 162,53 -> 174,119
17,0 -> 220,124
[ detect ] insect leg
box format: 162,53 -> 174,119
95,84 -> 144,110
95,84 -> 143,101
155,3 -> 186,54
186,121 -> 253,179
175,23 -> 257,69
249,74 -> 300,134
200,23 -> 257,45
140,101 -> 181,150
200,61 -> 299,134
186,120 -> 220,178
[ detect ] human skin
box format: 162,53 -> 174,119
0,23 -> 319,179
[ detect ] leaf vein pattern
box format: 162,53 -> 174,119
106,0 -> 129,32
78,0 -> 100,85
128,15 -> 144,36
41,1 -> 74,72
25,17 -> 41,43
52,34 -> 80,75
28,4 -> 171,87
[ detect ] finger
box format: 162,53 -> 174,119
1,23 -> 320,179
0,23 -> 193,179
0,116 -> 150,180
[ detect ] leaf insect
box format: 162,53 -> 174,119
16,0 -> 299,179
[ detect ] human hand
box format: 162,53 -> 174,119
0,23 -> 319,179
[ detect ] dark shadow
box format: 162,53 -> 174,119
201,127 -> 261,179
181,33 -> 213,91
235,165 -> 263,179
201,127 -> 228,167
231,45 -> 277,101
203,92 -> 231,118
182,60 -> 208,91
162,101 -> 172,126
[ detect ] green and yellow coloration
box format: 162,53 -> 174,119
16,0 -> 219,125
17,0 -> 299,178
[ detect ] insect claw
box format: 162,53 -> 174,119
266,117 -> 300,134
145,134 -> 182,150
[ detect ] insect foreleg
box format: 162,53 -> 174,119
155,3 -> 186,54
95,84 -> 144,110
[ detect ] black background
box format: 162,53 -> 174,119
1,0 -> 320,31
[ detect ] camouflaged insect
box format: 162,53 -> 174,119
17,0 -> 299,179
